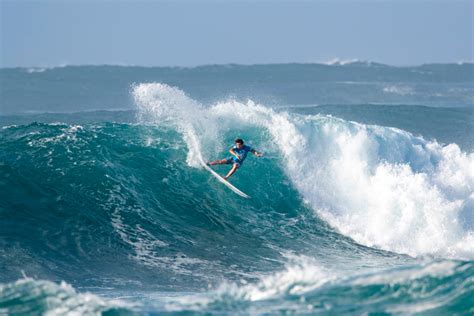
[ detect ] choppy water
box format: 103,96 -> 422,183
1,63 -> 473,315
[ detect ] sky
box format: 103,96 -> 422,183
1,0 -> 472,67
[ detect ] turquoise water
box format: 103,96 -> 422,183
0,63 -> 473,315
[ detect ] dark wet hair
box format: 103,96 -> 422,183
235,138 -> 244,144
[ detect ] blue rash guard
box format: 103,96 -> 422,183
226,145 -> 253,167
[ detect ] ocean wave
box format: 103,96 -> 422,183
133,83 -> 474,260
2,63 -> 473,315
163,258 -> 473,314
0,278 -> 131,315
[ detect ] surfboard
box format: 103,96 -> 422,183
201,160 -> 251,199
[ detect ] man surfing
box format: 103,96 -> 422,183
207,138 -> 263,180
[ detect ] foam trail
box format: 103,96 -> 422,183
133,83 -> 474,260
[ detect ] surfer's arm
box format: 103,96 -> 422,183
251,149 -> 263,157
229,148 -> 241,161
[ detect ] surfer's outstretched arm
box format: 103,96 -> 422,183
251,149 -> 264,157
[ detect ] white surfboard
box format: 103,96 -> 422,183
201,160 -> 251,199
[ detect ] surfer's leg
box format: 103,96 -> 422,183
224,163 -> 239,180
208,158 -> 229,165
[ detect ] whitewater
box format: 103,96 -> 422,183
1,63 -> 473,315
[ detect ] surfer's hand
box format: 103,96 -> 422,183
256,152 -> 263,157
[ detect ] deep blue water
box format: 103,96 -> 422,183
0,63 -> 473,315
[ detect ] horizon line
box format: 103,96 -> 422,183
2,59 -> 474,71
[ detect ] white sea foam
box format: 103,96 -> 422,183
216,255 -> 333,301
457,60 -> 474,65
323,58 -> 382,67
24,64 -> 68,73
383,85 -> 415,95
163,255 -> 335,311
325,58 -> 361,65
133,83 -> 474,260
26,67 -> 47,73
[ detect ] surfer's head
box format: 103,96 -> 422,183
235,138 -> 244,148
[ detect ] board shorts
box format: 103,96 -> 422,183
225,157 -> 242,168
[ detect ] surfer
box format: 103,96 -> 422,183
207,138 -> 263,180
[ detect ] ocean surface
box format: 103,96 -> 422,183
1,62 -> 473,315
